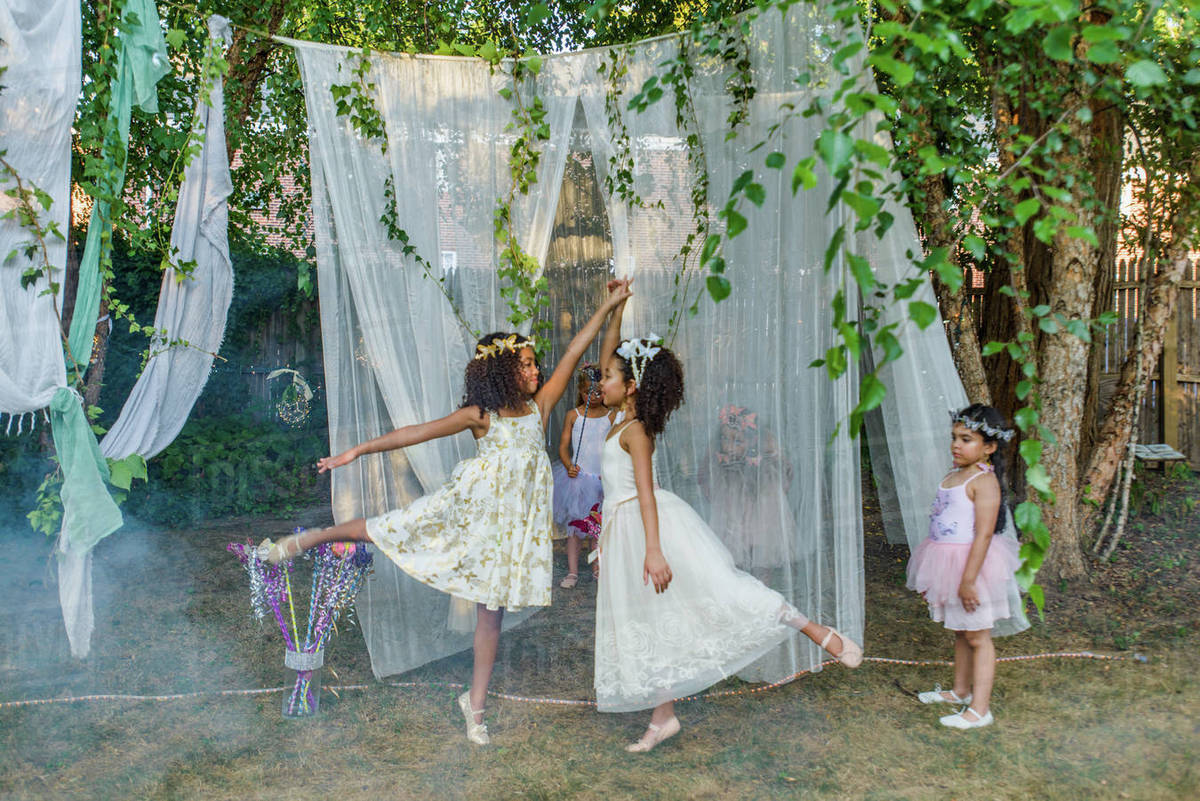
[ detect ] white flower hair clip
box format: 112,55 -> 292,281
949,409 -> 1015,441
616,333 -> 663,387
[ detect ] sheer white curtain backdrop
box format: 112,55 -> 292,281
289,2 -> 963,683
100,15 -> 236,463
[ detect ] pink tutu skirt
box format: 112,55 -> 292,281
906,535 -> 1023,631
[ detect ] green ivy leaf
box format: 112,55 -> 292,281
1014,500 -> 1042,531
857,372 -> 888,414
1066,225 -> 1099,247
842,191 -> 881,226
1086,40 -> 1121,64
706,274 -> 731,302
744,183 -> 766,207
817,130 -> 854,177
907,300 -> 937,330
867,53 -> 915,87
1042,25 -> 1075,62
824,344 -> 848,380
1019,440 -> 1043,467
848,253 -> 876,291
791,157 -> 817,194
526,3 -> 551,27
1014,197 -> 1041,225
724,209 -> 748,238
964,234 -> 986,260
1126,59 -> 1168,88
1025,463 -> 1052,496
765,152 -> 786,169
823,226 -> 846,273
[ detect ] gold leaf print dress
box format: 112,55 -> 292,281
365,402 -> 553,611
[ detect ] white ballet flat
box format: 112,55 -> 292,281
918,686 -> 973,706
458,691 -> 490,745
940,707 -> 993,729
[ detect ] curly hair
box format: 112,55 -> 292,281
460,331 -> 535,413
955,403 -> 1012,532
614,343 -> 684,438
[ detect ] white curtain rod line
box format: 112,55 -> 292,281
273,23 -> 701,62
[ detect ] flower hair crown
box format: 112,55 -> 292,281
474,334 -> 534,361
615,334 -> 663,387
949,409 -> 1015,441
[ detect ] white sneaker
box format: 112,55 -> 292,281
940,707 -> 993,729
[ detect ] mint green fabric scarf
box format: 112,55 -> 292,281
66,0 -> 169,368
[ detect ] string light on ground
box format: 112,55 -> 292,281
0,651 -> 1142,710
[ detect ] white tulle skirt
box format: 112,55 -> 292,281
593,490 -> 796,712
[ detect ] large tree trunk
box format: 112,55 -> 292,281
1077,102 -> 1124,472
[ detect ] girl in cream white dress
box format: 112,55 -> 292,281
590,298 -> 863,753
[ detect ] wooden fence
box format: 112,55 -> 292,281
963,256 -> 1199,467
1105,256 -> 1200,466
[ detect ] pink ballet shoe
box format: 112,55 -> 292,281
625,716 -> 680,753
559,573 -> 579,589
819,627 -> 863,668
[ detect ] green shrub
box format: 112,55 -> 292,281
125,415 -> 327,525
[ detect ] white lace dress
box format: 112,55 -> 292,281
593,423 -> 797,712
365,402 -> 553,612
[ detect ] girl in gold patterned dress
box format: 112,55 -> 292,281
263,281 -> 632,745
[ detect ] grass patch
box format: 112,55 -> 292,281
1,468 -> 1198,800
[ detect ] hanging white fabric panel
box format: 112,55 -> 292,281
0,0 -> 79,420
291,3 -> 962,683
100,15 -> 236,461
0,1 -> 125,660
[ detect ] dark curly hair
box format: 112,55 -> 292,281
954,403 -> 1012,532
614,342 -> 684,438
461,331 -> 536,413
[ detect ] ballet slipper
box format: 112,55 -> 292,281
625,717 -> 680,753
458,691 -> 490,745
918,686 -> 973,705
939,706 -> 993,729
559,573 -> 579,589
819,627 -> 863,669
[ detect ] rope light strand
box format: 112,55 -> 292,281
0,651 -> 1141,710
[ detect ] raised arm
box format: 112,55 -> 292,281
535,279 -> 632,420
599,280 -> 628,374
317,406 -> 485,473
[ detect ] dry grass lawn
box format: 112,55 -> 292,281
1,468 -> 1197,801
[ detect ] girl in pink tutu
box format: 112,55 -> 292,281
906,404 -> 1028,730
551,364 -> 615,587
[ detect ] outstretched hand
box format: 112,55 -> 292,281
643,548 -> 672,593
316,450 -> 357,474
